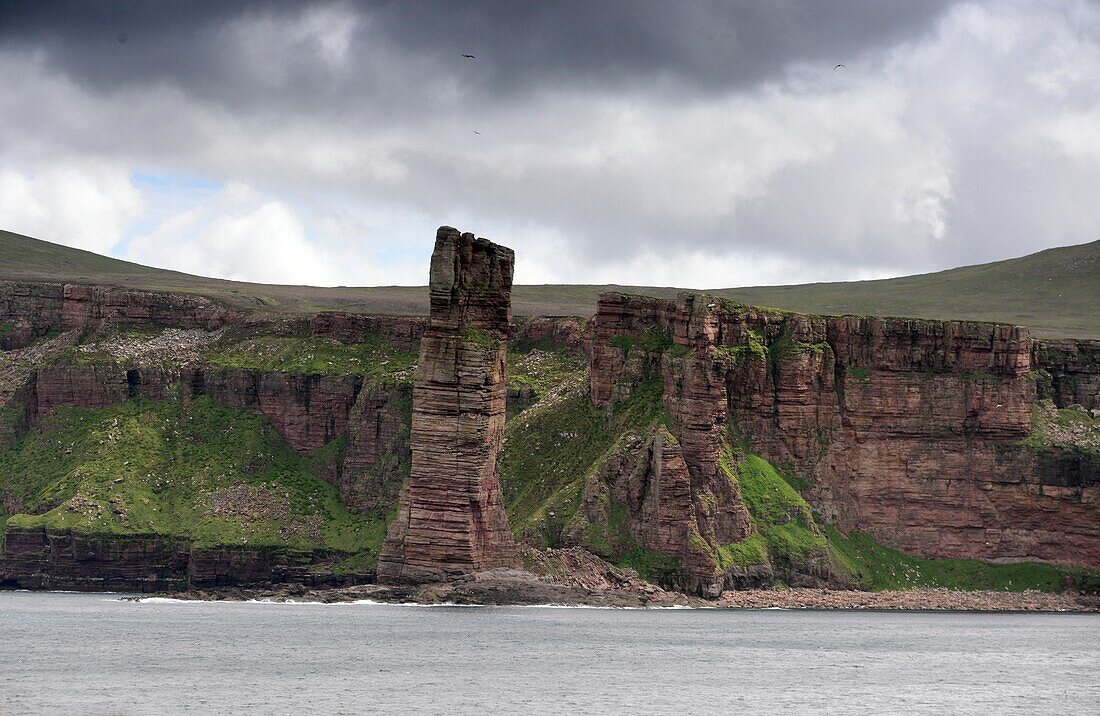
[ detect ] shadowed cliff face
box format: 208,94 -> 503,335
587,292 -> 1100,573
376,227 -> 518,584
1036,339 -> 1100,411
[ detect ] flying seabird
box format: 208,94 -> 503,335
473,131 -> 481,135
462,54 -> 476,59
833,63 -> 845,70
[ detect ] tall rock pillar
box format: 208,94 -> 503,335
377,227 -> 517,583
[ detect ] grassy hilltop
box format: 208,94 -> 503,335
1,229 -> 1097,337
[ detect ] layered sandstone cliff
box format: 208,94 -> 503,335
1,312 -> 420,514
0,281 -> 240,350
377,228 -> 518,583
0,527 -> 368,592
581,293 -> 837,594
587,292 -> 1100,574
1037,339 -> 1100,410
2,237 -> 1097,597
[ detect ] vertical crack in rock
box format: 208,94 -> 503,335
377,227 -> 517,583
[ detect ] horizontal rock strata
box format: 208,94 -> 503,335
0,526 -> 371,592
1037,339 -> 1100,410
589,292 -> 1100,570
377,227 -> 517,583
0,281 -> 240,350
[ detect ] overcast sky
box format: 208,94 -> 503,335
1,0 -> 1098,287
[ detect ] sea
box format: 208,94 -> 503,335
1,591 -> 1097,715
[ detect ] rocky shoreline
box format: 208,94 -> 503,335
713,587 -> 1100,612
133,568 -> 1100,612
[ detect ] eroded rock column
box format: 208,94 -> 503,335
377,227 -> 517,583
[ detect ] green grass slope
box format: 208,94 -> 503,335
0,398 -> 387,561
717,240 -> 1100,338
498,377 -> 1097,591
826,527 -> 1098,593
3,229 -> 1096,336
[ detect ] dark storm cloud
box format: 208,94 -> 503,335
0,0 -> 953,106
364,0 -> 955,92
2,0 -> 1098,287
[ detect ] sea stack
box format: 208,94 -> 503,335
376,227 -> 517,583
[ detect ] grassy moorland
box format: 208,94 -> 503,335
2,229 -> 1097,337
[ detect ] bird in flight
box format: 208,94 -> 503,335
473,130 -> 481,135
462,54 -> 476,59
833,63 -> 845,70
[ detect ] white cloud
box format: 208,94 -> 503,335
1043,109 -> 1100,163
1,0 -> 1098,287
125,182 -> 423,286
128,183 -> 331,284
0,161 -> 143,254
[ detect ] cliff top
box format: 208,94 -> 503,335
427,227 -> 514,332
595,289 -> 1035,336
1,229 -> 1097,338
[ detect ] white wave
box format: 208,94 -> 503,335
124,596 -> 710,609
516,602 -> 709,610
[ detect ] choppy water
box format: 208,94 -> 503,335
1,591 -> 1097,715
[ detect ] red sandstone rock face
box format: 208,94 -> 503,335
191,369 -> 361,453
584,294 -> 776,593
339,384 -> 412,513
514,317 -> 586,356
589,291 -> 1100,570
31,365 -> 131,416
567,426 -> 750,596
377,227 -> 517,583
828,315 -> 1033,376
29,365 -> 177,423
1037,339 -> 1100,410
0,281 -> 240,349
813,438 -> 1099,565
18,360 -> 411,515
309,313 -> 427,351
836,370 -> 1033,439
0,526 -> 370,592
185,367 -> 413,514
0,283 -> 67,349
27,362 -> 362,454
